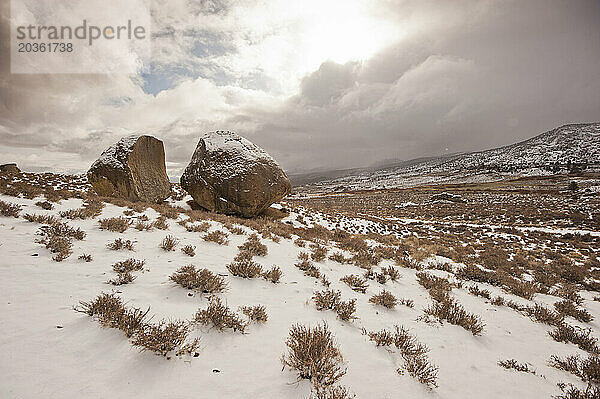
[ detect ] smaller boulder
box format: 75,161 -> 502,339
87,135 -> 171,203
0,163 -> 21,174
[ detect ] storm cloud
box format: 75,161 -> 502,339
1,0 -> 599,176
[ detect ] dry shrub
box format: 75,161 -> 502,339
160,235 -> 179,251
335,299 -> 357,322
329,252 -> 352,264
181,245 -> 196,257
311,244 -> 328,262
310,385 -> 355,399
382,266 -> 401,281
398,298 -> 415,308
550,354 -> 600,384
549,324 -> 599,354
241,305 -> 268,323
35,221 -> 85,261
238,233 -> 268,257
314,289 -> 342,311
227,258 -> 263,278
108,271 -> 136,285
60,199 -> 104,219
135,220 -> 152,231
296,258 -> 321,279
0,200 -> 21,217
376,273 -> 387,284
78,253 -> 93,262
469,285 -> 491,299
152,216 -> 169,230
282,323 -> 347,387
554,300 -> 593,323
170,265 -> 228,293
99,216 -> 130,233
554,383 -> 600,399
195,296 -> 246,332
35,200 -> 53,210
262,266 -> 282,283
185,221 -> 211,233
107,238 -> 134,251
23,213 -> 60,225
369,290 -> 397,309
76,293 -> 196,356
132,320 -> 191,356
498,359 -> 536,374
423,296 -> 485,335
525,303 -> 564,326
368,325 -> 438,388
112,258 -> 145,274
552,284 -> 584,305
203,230 -> 229,245
340,275 -> 368,293
416,272 -> 453,299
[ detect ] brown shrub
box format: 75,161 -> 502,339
549,324 -> 599,354
0,200 -> 21,217
160,235 -> 179,251
369,290 -> 397,309
368,325 -> 438,388
555,300 -> 593,323
469,285 -> 491,299
238,233 -> 268,257
99,216 -> 130,233
296,258 -> 321,279
78,253 -> 93,262
181,245 -> 196,257
132,320 -> 191,356
423,296 -> 485,335
498,359 -> 536,374
241,305 -> 268,323
335,299 -> 357,322
227,258 -> 263,278
314,289 -> 341,311
282,323 -> 346,387
262,266 -> 282,283
553,382 -> 600,399
170,265 -> 228,293
23,213 -> 60,225
195,296 -> 246,332
328,252 -> 352,264
151,216 -> 169,230
311,244 -> 328,262
382,266 -> 401,281
60,199 -> 104,219
134,221 -> 152,231
107,238 -> 134,251
203,230 -> 229,245
35,200 -> 53,210
340,275 -> 368,293
108,271 -> 136,285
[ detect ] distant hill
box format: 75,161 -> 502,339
295,123 -> 600,192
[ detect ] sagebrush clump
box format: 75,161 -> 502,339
170,265 -> 228,293
195,296 -> 247,332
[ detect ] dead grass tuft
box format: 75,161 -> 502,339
78,253 -> 93,262
423,296 -> 485,335
170,265 -> 228,293
498,359 -> 536,374
550,354 -> 600,384
241,305 -> 268,323
227,258 -> 263,278
107,238 -> 134,251
181,244 -> 196,257
340,275 -> 368,293
369,290 -> 398,309
0,200 -> 21,217
262,266 -> 282,283
99,216 -> 130,233
238,233 -> 267,257
194,296 -> 246,332
203,230 -> 229,245
549,324 -> 599,354
160,235 -> 179,251
554,300 -> 593,323
282,323 -> 347,388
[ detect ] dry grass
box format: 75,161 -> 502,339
368,325 -> 438,388
295,258 -> 321,279
60,199 -> 104,220
549,324 -> 599,354
134,220 -> 152,231
313,289 -> 342,311
282,323 -> 347,388
498,359 -> 536,374
35,200 -> 53,210
107,238 -> 134,251
181,245 -> 196,257
241,305 -> 268,323
469,285 -> 491,299
340,275 -> 368,293
108,271 -> 136,285
369,290 -> 398,309
310,385 -> 355,399
194,296 -> 247,332
151,216 -> 169,230
112,258 -> 145,274
311,244 -> 328,262
238,233 -> 268,257
550,354 -> 600,384
423,295 -> 485,336
262,266 -> 282,283
35,221 -> 85,261
170,265 -> 228,293
160,235 -> 179,251
78,253 -> 93,262
99,216 -> 130,233
184,221 -> 211,233
23,213 -> 60,225
554,300 -> 593,323
203,230 -> 229,245
227,258 -> 263,278
76,292 -> 196,356
382,266 -> 401,281
554,383 -> 600,399
0,200 -> 21,217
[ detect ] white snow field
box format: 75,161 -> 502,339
1,190 -> 599,399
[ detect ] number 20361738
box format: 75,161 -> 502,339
18,42 -> 73,52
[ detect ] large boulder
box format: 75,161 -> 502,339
181,131 -> 291,217
87,135 -> 171,203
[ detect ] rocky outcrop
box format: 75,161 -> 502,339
0,163 -> 20,174
181,131 -> 291,217
87,135 -> 171,203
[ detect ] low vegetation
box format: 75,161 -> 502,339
170,265 -> 228,293
195,296 -> 247,332
99,216 -> 130,233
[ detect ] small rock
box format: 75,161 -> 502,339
56,325 -> 63,329
212,369 -> 220,373
193,353 -> 199,358
188,292 -> 193,297
31,253 -> 39,257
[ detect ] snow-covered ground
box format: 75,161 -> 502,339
1,192 -> 599,398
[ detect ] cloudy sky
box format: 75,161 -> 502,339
1,0 -> 599,177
